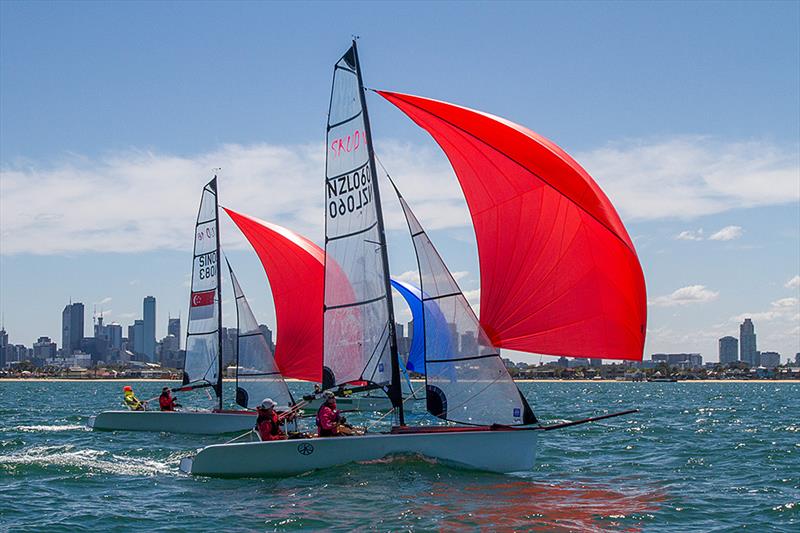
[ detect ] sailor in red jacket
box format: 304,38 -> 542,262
255,398 -> 287,441
316,391 -> 342,437
158,387 -> 180,411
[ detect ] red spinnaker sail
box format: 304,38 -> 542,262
377,91 -> 646,361
224,208 -> 323,380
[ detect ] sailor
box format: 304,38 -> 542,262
158,387 -> 181,411
122,385 -> 145,411
255,398 -> 287,441
315,391 -> 342,437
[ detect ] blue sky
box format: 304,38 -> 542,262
1,1 -> 798,363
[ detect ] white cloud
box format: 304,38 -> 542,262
95,296 -> 113,305
731,297 -> 800,323
578,136 -> 799,220
2,136 -> 797,255
392,270 -> 420,287
649,285 -> 719,307
676,229 -> 704,241
785,275 -> 800,290
709,225 -> 743,241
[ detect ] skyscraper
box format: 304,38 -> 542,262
719,336 -> 738,365
168,317 -> 181,346
143,296 -> 156,361
739,318 -> 757,366
107,323 -> 123,350
61,302 -> 85,355
133,319 -> 145,356
0,328 -> 8,367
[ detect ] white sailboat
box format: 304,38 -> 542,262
180,39 -> 645,475
89,179 -> 281,434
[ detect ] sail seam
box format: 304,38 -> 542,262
426,353 -> 499,363
326,221 -> 378,242
326,161 -> 368,182
422,292 -> 462,302
325,294 -> 386,311
187,330 -> 219,336
328,110 -> 363,130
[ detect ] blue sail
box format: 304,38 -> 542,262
391,278 -> 454,376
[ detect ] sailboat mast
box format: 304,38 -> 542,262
351,40 -> 404,426
213,176 -> 223,411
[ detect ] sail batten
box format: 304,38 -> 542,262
378,91 -> 646,361
182,178 -> 223,404
323,41 -> 399,411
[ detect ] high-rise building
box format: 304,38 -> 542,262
133,319 -> 144,356
0,328 -> 7,367
719,336 -> 739,365
107,323 -> 123,350
258,324 -> 275,354
459,331 -> 478,356
759,351 -> 780,369
590,359 -> 603,368
61,302 -> 85,355
143,296 -> 156,361
168,317 -> 181,347
33,336 -> 57,359
739,318 -> 757,366
796,353 -> 800,365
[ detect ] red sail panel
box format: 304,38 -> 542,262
377,91 -> 646,361
224,208 -> 323,380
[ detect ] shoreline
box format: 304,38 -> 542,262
1,378 -> 797,383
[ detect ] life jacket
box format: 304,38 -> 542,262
124,392 -> 143,411
256,410 -> 283,441
316,404 -> 339,437
159,394 -> 175,411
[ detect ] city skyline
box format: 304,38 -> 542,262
1,2 -> 798,364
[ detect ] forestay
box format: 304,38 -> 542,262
227,260 -> 294,409
183,178 -> 223,403
396,192 -> 536,426
323,44 -> 394,390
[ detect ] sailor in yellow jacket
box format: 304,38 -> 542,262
123,385 -> 145,411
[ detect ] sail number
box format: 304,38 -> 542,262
327,165 -> 372,218
197,226 -> 215,242
197,251 -> 217,280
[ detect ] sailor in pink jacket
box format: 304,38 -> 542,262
315,391 -> 341,437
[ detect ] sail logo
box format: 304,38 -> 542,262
327,164 -> 372,218
189,289 -> 215,320
297,443 -> 314,456
330,129 -> 364,157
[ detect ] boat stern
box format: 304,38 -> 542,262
179,456 -> 194,474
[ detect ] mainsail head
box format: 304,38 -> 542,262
323,43 -> 398,394
224,208 -> 323,382
183,177 -> 223,402
378,91 -> 647,361
226,259 -> 294,409
395,190 -> 536,426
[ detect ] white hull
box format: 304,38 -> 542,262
88,410 -> 257,434
180,428 -> 538,477
302,395 -> 395,412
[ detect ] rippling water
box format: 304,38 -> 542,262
0,381 -> 797,531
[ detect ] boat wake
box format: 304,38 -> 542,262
0,445 -> 176,477
9,424 -> 87,433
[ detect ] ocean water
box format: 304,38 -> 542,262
0,381 -> 797,532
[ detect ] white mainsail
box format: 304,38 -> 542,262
227,259 -> 294,409
395,190 -> 536,426
323,42 -> 399,405
182,177 -> 223,408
